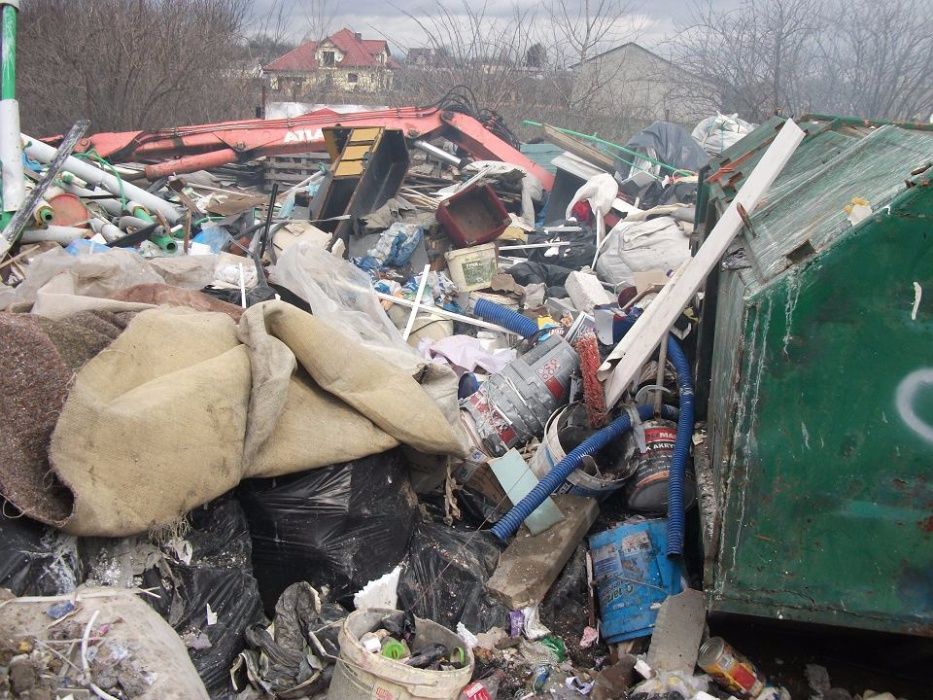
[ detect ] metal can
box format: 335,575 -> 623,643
697,637 -> 766,697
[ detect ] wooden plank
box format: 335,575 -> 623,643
543,124 -> 616,172
601,119 -> 806,408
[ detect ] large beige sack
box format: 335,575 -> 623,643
46,301 -> 466,536
0,587 -> 209,699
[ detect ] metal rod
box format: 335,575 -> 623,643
373,291 -> 515,334
1,119 -> 89,258
412,140 -> 465,168
402,264 -> 431,341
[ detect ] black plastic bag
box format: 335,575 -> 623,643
397,522 -> 510,634
238,449 -> 419,613
81,495 -> 264,698
0,502 -> 80,596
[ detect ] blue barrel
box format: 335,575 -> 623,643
589,519 -> 683,642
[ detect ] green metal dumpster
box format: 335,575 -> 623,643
694,115 -> 933,635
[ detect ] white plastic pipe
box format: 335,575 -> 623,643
89,217 -> 122,242
0,100 -> 24,211
20,225 -> 86,244
22,134 -> 181,224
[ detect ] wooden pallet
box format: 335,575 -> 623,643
264,153 -> 330,187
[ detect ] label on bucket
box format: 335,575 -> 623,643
460,258 -> 496,286
537,356 -> 568,400
465,393 -> 518,449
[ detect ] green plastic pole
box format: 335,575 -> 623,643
523,119 -> 694,176
0,1 -> 22,226
132,205 -> 177,252
1,4 -> 15,101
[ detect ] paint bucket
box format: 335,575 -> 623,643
697,637 -> 766,697
529,405 -> 629,501
622,419 -> 696,514
588,519 -> 682,643
328,608 -> 474,700
461,335 -> 578,456
445,242 -> 498,292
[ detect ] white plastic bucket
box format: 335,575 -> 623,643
328,608 -> 474,700
528,405 -> 628,501
445,242 -> 498,292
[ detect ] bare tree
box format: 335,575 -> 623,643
671,0 -> 931,123
19,0 -> 253,136
388,0 -> 541,115
810,0 -> 933,120
671,0 -> 821,122
302,0 -> 336,44
544,0 -> 645,121
248,0 -> 296,67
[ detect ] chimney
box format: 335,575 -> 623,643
354,32 -> 362,41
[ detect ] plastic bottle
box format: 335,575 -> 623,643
406,643 -> 448,669
458,670 -> 506,700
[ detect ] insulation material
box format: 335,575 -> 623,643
596,216 -> 691,287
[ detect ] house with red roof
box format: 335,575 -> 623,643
264,28 -> 397,99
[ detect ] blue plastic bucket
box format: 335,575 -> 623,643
589,519 -> 682,642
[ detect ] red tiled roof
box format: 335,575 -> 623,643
264,28 -> 392,72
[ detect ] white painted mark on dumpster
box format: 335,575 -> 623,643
895,368 -> 933,443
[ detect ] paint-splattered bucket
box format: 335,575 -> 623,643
528,404 -> 629,500
461,335 -> 578,456
623,419 -> 696,514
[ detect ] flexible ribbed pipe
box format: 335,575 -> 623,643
491,404 -> 678,541
474,298 -> 539,339
613,316 -> 695,557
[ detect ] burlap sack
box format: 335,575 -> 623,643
0,587 -> 209,699
47,301 -> 466,536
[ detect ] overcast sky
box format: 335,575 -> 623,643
246,0 -> 732,56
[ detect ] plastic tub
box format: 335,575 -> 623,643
328,608 -> 474,700
436,183 -> 510,247
445,242 -> 498,292
589,519 -> 682,643
528,405 -> 629,501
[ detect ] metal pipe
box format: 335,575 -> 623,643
412,140 -> 466,168
0,2 -> 24,214
23,134 -> 181,224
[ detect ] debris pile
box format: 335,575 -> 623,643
2,27 -> 931,696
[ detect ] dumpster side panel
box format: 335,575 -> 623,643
709,184 -> 933,635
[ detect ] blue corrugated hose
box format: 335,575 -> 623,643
663,334 -> 694,558
490,404 -> 679,541
488,317 -> 694,559
474,298 -> 539,339
606,317 -> 695,557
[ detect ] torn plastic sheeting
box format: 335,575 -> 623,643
269,241 -> 465,432
81,495 -> 265,697
235,582 -> 346,699
0,503 -> 80,597
615,121 -> 709,181
238,450 -> 418,613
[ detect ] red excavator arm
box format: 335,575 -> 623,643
71,106 -> 554,188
